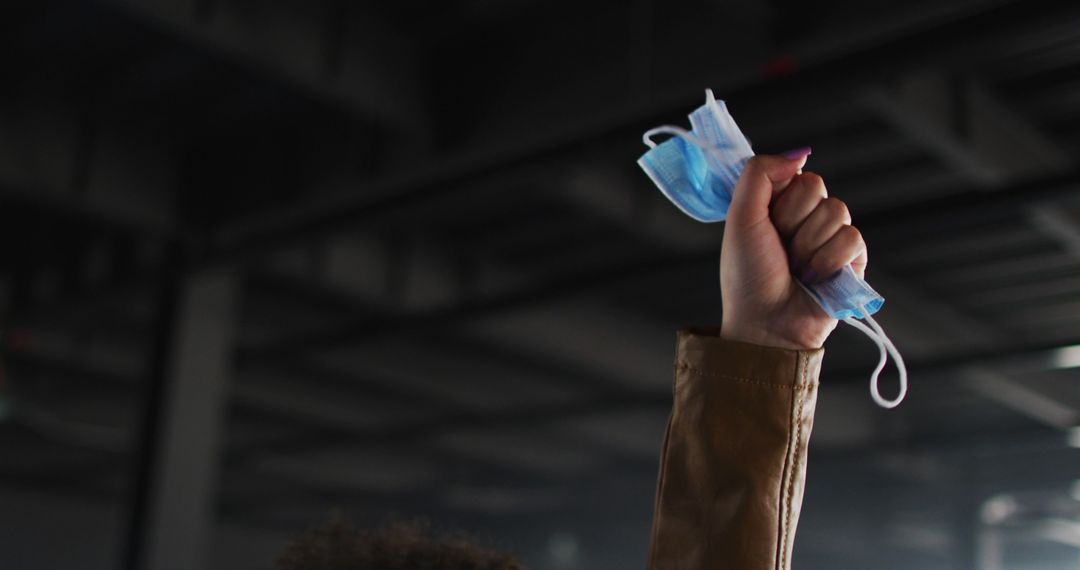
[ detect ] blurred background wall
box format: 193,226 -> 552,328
2,0 -> 1080,568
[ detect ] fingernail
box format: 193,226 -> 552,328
782,146 -> 813,160
801,268 -> 818,284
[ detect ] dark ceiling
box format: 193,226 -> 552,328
2,0 -> 1080,569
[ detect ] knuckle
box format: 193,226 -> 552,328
800,171 -> 824,189
812,250 -> 845,275
839,223 -> 862,242
821,197 -> 850,221
841,226 -> 867,255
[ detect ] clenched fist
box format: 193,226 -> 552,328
720,150 -> 867,350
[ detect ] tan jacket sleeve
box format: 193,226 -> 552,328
647,326 -> 823,570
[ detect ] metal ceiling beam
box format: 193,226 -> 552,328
189,423 -> 1080,529
13,3 -> 1079,360
195,1 -> 1080,399
0,456 -> 123,504
216,458 -> 661,532
4,308 -> 649,489
234,145 -> 999,384
211,0 -> 1075,264
243,250 -> 697,355
217,405 -> 649,520
92,0 -> 427,138
0,96 -> 192,326
864,270 -> 1008,356
0,350 -> 605,505
0,98 -> 185,240
241,270 -> 648,397
12,169 -> 1080,456
0,421 -> 1068,525
1028,205 -> 1080,259
863,71 -> 1069,187
22,299 -> 1080,454
225,385 -> 663,461
962,368 -> 1079,430
6,338 -> 1077,530
233,332 -> 1080,460
238,160 -> 1080,357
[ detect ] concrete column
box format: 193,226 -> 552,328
123,267 -> 239,570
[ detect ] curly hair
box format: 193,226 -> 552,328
274,517 -> 523,570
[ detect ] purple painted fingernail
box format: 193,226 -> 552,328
801,269 -> 818,284
782,146 -> 813,160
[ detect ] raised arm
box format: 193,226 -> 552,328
648,151 -> 866,570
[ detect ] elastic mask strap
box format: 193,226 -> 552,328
642,90 -> 722,150
643,126 -> 714,151
843,307 -> 908,409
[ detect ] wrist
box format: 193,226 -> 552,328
720,318 -> 815,351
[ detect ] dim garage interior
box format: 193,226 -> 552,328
2,0 -> 1080,568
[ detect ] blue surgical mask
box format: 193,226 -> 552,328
638,89 -> 907,409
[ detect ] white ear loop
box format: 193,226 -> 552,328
642,89 -> 725,150
643,125 -> 713,150
843,307 -> 908,409
643,126 -> 736,173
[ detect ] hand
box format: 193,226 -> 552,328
720,152 -> 867,350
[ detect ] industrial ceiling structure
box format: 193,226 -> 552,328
2,0 -> 1080,568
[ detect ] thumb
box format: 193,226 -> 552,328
727,150 -> 810,228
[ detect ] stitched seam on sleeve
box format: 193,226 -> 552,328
773,362 -> 797,570
781,354 -> 807,570
674,362 -> 812,390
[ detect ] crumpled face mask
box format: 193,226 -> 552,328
637,89 -> 907,409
